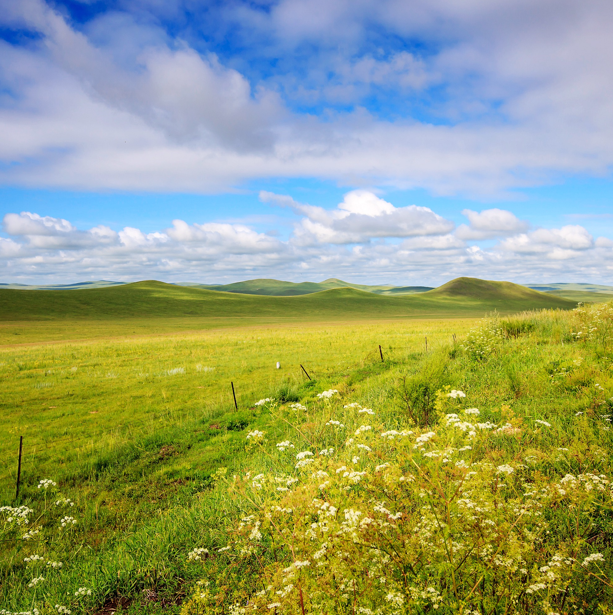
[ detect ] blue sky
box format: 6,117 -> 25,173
1,0 -> 612,285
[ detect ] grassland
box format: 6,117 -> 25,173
0,278 -> 575,345
1,282 -> 611,614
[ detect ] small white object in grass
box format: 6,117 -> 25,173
276,441 -> 294,451
276,362 -> 281,369
166,367 -> 185,376
582,553 -> 604,566
447,390 -> 466,398
246,430 -> 265,441
28,576 -> 45,588
255,398 -> 274,406
60,516 -> 76,528
535,419 -> 552,427
317,389 -> 339,399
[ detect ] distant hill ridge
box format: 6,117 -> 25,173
1,277 -> 611,300
0,277 -> 577,323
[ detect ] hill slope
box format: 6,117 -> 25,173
0,278 -> 577,324
425,277 -> 567,302
189,278 -> 431,296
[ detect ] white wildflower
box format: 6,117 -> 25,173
447,390 -> 466,398
187,548 -> 209,561
582,553 -> 605,566
415,431 -> 436,445
246,430 -> 265,442
317,389 -> 339,399
24,554 -> 44,563
46,561 -> 63,569
28,576 -> 45,588
59,516 -> 76,528
276,441 -> 294,452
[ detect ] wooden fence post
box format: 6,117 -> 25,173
231,382 -> 238,410
15,436 -> 23,501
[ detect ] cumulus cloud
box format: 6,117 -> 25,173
456,208 -> 529,240
263,190 -> 454,245
0,1 -> 613,194
4,212 -> 75,236
2,197 -> 611,284
3,212 -> 118,249
167,220 -> 282,253
500,225 -> 594,258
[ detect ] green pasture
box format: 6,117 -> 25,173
1,284 -> 612,614
0,277 -> 575,345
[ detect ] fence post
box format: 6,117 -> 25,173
300,364 -> 312,380
231,382 -> 238,410
15,436 -> 23,501
379,345 -> 384,362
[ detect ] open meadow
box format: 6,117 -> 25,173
1,282 -> 613,614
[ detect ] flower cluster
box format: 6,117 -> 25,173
185,386 -> 613,615
317,389 -> 339,399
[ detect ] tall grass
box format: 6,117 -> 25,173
1,304 -> 612,613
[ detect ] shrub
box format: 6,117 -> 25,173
393,356 -> 448,427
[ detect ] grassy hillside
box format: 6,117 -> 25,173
0,278 -> 575,323
191,277 -> 423,296
1,303 -> 612,613
543,290 -> 613,303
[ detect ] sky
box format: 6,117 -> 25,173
1,0 -> 613,286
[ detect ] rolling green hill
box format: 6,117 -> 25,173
0,277 -> 576,325
189,277 -> 432,296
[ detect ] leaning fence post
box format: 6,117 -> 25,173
15,436 -> 23,501
379,345 -> 384,362
231,382 -> 238,410
300,364 -> 312,380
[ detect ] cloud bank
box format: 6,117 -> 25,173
2,192 -> 612,284
0,0 -> 613,195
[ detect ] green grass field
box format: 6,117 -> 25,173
1,281 -> 611,614
0,277 -> 575,345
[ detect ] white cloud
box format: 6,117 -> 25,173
2,201 -> 611,285
456,208 -> 529,240
167,220 -> 282,253
266,190 -> 454,245
501,225 -> 594,255
0,1 -> 613,194
4,212 -> 75,236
